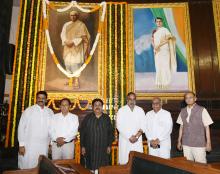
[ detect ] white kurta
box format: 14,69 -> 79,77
153,27 -> 176,88
50,112 -> 79,160
50,112 -> 79,142
60,20 -> 90,73
145,109 -> 173,159
117,105 -> 146,164
18,104 -> 53,169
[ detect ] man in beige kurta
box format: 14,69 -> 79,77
60,11 -> 90,87
152,17 -> 176,89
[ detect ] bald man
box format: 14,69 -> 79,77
60,10 -> 90,88
177,92 -> 213,163
144,97 -> 173,159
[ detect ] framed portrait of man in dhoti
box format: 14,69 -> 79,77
38,2 -> 106,100
127,3 -> 195,99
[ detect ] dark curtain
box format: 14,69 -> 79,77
0,0 -> 13,103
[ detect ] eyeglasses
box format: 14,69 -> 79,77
185,97 -> 194,99
152,102 -> 160,105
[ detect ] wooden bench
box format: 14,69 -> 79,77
3,155 -> 91,174
99,151 -> 220,174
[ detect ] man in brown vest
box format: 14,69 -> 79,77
176,92 -> 213,163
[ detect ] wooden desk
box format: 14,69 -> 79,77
208,162 -> 220,170
53,159 -> 91,174
99,151 -> 220,174
3,156 -> 91,174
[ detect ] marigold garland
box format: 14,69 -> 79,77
29,0 -> 41,106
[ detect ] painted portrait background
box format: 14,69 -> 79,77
134,7 -> 189,92
44,8 -> 99,92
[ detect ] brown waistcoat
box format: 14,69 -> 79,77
180,104 -> 206,147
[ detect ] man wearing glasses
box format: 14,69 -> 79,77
50,98 -> 79,160
145,97 -> 173,159
177,92 -> 213,163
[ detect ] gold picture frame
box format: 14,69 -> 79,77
127,3 -> 195,100
38,2 -> 106,100
213,0 -> 220,70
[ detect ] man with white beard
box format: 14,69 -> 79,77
17,91 -> 53,169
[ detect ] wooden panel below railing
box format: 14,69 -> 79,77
73,140 -> 148,165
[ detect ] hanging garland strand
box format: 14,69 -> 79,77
21,0 -> 35,111
29,0 -> 42,106
108,4 -> 113,120
120,4 -> 124,107
10,0 -> 33,147
5,0 -> 26,148
122,4 -> 127,105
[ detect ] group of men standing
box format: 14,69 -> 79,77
18,92 -> 79,169
17,90 -> 213,173
117,92 -> 172,164
17,91 -> 113,174
117,92 -> 213,166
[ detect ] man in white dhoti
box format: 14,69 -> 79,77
50,98 -> 79,160
18,91 -> 54,169
152,17 -> 176,89
145,97 -> 173,159
60,10 -> 90,88
117,92 -> 146,164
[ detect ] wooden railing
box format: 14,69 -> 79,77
73,140 -> 148,165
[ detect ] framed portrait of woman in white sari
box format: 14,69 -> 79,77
127,3 -> 195,99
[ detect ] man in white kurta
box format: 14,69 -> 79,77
145,97 -> 173,159
152,17 -> 176,88
60,10 -> 90,74
50,98 -> 79,160
18,91 -> 53,169
117,92 -> 146,164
